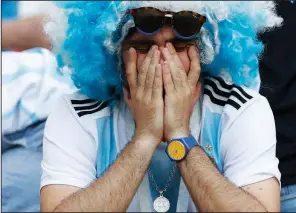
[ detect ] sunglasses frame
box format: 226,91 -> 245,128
129,7 -> 206,40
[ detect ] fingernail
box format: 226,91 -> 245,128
152,45 -> 158,50
155,50 -> 160,56
163,48 -> 169,54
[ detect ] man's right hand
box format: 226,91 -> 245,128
123,46 -> 164,146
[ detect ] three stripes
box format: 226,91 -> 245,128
204,76 -> 252,110
71,99 -> 109,117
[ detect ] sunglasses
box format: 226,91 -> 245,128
129,7 -> 206,40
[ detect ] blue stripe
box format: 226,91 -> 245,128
202,108 -> 224,172
95,116 -> 117,178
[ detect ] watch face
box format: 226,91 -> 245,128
167,140 -> 186,161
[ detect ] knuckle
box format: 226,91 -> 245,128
143,98 -> 151,105
146,53 -> 153,60
179,68 -> 185,73
139,67 -> 146,74
135,93 -> 142,101
146,78 -> 154,87
154,81 -> 161,88
126,71 -> 133,79
185,90 -> 191,97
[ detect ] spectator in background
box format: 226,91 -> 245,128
2,2 -> 74,211
2,48 -> 74,212
2,15 -> 51,51
259,1 -> 296,212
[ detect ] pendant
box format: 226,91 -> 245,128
153,195 -> 170,212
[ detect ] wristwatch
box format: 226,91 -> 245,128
166,135 -> 198,161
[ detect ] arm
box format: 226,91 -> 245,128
41,135 -> 158,212
179,146 -> 279,212
2,16 -> 51,50
161,43 -> 280,212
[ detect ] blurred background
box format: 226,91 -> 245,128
2,1 -> 75,212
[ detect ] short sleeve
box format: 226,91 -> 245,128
41,96 -> 97,189
221,97 -> 281,187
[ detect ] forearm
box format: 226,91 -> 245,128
2,16 -> 51,50
54,135 -> 157,212
179,146 -> 266,212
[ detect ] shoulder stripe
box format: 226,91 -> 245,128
74,101 -> 102,111
70,98 -> 112,117
205,75 -> 253,100
204,79 -> 247,104
204,88 -> 240,110
71,99 -> 97,105
234,86 -> 252,100
77,101 -> 109,117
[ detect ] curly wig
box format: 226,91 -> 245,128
44,1 -> 282,101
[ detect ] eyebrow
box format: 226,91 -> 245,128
125,37 -> 196,46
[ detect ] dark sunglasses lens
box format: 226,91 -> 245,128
174,13 -> 201,37
134,10 -> 163,33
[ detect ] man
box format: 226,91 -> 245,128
259,1 -> 296,212
41,2 -> 282,212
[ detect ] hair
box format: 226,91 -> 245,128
43,1 -> 282,101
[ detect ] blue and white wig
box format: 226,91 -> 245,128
43,1 -> 282,101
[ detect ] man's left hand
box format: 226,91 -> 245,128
162,43 -> 201,141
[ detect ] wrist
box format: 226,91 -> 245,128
132,132 -> 160,150
167,128 -> 190,141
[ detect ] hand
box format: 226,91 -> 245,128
162,43 -> 201,140
123,46 -> 164,146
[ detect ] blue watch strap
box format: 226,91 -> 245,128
178,135 -> 198,152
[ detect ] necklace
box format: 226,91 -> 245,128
148,162 -> 177,212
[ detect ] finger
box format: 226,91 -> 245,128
162,47 -> 186,89
162,61 -> 175,95
166,42 -> 183,69
152,64 -> 163,99
137,45 -> 158,90
124,48 -> 137,97
187,46 -> 201,90
144,50 -> 160,99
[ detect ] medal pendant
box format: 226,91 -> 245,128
153,195 -> 170,212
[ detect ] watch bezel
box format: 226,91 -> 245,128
167,140 -> 187,161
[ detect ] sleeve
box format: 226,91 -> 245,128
220,97 -> 281,187
41,97 -> 97,189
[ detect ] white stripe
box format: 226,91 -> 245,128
204,85 -> 245,108
204,85 -> 228,101
232,87 -> 249,101
208,78 -> 230,93
76,102 -> 104,113
208,78 -> 249,101
73,101 -> 100,109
